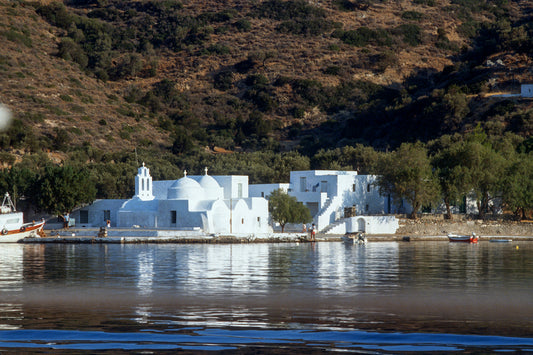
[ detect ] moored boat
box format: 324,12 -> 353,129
0,193 -> 45,243
448,233 -> 479,243
342,232 -> 367,244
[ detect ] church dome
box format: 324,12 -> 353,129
198,174 -> 219,189
167,176 -> 205,200
198,174 -> 223,199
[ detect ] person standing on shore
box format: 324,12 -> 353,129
63,212 -> 70,229
310,223 -> 316,242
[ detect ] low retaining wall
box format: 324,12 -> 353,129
397,218 -> 533,237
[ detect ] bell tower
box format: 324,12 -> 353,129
135,163 -> 154,200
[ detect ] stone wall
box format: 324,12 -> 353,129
396,215 -> 533,236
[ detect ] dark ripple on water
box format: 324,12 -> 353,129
1,327 -> 533,353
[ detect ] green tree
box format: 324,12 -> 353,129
268,188 -> 311,232
457,131 -> 507,219
377,142 -> 440,219
312,144 -> 380,173
431,138 -> 470,219
0,167 -> 37,208
34,165 -> 96,215
501,153 -> 533,220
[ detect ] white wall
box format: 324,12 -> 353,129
521,84 -> 533,98
280,171 -> 390,231
346,216 -> 399,234
248,183 -> 290,198
73,199 -> 126,227
213,176 -> 249,199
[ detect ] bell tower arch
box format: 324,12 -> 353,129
135,162 -> 154,201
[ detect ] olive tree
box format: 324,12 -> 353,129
432,139 -> 471,219
377,142 -> 440,219
34,165 -> 96,215
268,188 -> 311,232
501,153 -> 533,220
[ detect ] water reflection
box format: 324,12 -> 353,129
0,241 -> 532,340
2,242 -> 533,295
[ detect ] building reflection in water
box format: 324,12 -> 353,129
317,242 -> 400,294
0,242 -> 530,331
0,245 -> 24,330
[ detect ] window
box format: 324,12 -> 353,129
300,177 -> 306,192
261,192 -> 264,197
171,210 -> 177,224
352,184 -> 356,192
367,184 -> 371,192
365,204 -> 369,212
241,218 -> 244,224
103,210 -> 110,222
80,210 -> 89,224
238,183 -> 243,198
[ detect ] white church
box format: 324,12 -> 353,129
71,164 -> 271,235
70,166 -> 400,235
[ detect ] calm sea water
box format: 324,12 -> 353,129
1,240 -> 533,353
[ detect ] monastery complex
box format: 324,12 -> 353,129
70,165 -> 400,235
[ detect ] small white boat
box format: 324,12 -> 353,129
342,232 -> 367,244
448,233 -> 478,243
0,193 -> 45,243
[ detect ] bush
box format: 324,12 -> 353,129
254,0 -> 326,21
334,0 -> 359,11
214,71 -> 234,91
204,43 -> 231,55
413,0 -> 435,5
53,128 -> 70,151
0,29 -> 32,47
277,18 -> 336,36
323,65 -> 341,75
292,107 -> 306,119
336,27 -> 392,47
396,24 -> 422,46
293,79 -> 327,106
58,38 -> 88,68
233,18 -> 251,32
401,11 -> 424,21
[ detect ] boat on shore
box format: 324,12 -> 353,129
342,232 -> 367,244
448,233 -> 479,243
0,193 -> 45,243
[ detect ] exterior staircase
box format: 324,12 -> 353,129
315,195 -> 342,232
321,219 -> 347,234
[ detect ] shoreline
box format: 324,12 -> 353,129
17,217 -> 532,244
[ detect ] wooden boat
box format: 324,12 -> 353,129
0,193 -> 45,243
342,232 -> 367,244
448,233 -> 479,243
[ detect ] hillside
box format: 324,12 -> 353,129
0,0 -> 532,165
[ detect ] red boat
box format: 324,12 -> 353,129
448,233 -> 479,243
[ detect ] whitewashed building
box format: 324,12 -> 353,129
521,84 -> 533,98
250,170 -> 401,234
71,164 -> 271,235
